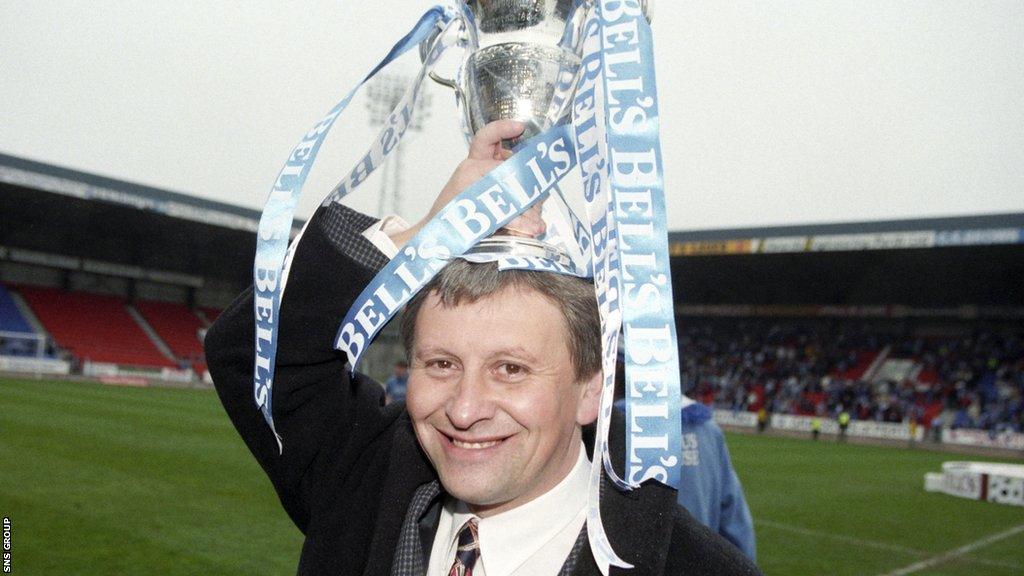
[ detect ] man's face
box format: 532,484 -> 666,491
406,286 -> 601,517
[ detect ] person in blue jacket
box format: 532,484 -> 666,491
675,396 -> 757,561
615,362 -> 757,561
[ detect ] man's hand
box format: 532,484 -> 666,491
388,120 -> 546,248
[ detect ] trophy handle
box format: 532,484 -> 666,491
428,71 -> 460,91
418,13 -> 469,92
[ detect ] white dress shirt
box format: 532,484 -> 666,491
425,444 -> 590,576
361,215 -> 408,258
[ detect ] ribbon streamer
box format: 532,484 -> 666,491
573,7 -> 632,572
335,126 -> 578,365
598,0 -> 684,493
251,6 -> 457,450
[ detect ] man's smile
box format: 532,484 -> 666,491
438,429 -> 512,453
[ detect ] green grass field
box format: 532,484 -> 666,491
2,377 -> 1022,575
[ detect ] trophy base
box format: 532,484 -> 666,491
463,235 -> 573,267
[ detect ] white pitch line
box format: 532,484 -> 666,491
757,519 -> 1022,572
756,519 -> 926,556
878,523 -> 1024,576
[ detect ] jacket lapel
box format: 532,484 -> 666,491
566,474 -> 678,576
364,412 -> 438,576
572,410 -> 679,576
389,481 -> 442,576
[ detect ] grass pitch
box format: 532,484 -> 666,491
2,377 -> 1022,575
1,377 -> 302,575
727,432 -> 1024,575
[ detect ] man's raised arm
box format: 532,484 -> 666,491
204,202 -> 391,531
204,120 -> 528,532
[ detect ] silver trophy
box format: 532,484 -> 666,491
421,0 -> 650,261
422,0 -> 651,148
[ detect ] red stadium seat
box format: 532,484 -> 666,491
135,300 -> 209,374
18,287 -> 175,369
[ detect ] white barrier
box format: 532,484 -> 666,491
925,462 -> 1024,507
158,367 -> 194,383
713,409 -> 925,441
714,409 -> 758,428
83,361 -> 119,377
83,361 -> 194,382
942,428 -> 1024,452
771,413 -> 841,435
0,355 -> 70,375
848,419 -> 924,442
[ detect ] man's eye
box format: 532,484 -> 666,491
499,363 -> 526,378
427,359 -> 454,371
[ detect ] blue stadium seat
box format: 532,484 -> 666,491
0,283 -> 45,356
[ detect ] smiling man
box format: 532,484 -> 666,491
400,263 -> 602,576
206,122 -> 760,576
404,272 -> 598,516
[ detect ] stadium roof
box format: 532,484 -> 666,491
0,152 -> 303,234
668,212 -> 1024,257
4,150 -> 1021,256
0,152 -> 279,288
2,152 -> 1021,307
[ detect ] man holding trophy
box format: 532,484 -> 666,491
207,1 -> 761,575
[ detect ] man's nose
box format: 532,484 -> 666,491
445,369 -> 495,429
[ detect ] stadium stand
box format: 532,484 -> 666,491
682,320 -> 1024,433
18,286 -> 175,368
1,150 -> 1021,442
135,300 -> 208,373
1,152 -> 260,379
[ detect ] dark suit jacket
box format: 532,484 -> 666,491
206,202 -> 761,576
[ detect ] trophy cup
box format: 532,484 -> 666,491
421,0 -> 650,258
422,0 -> 651,147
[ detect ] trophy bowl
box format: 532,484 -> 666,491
461,42 -> 580,146
422,0 -> 650,147
460,0 -> 590,146
419,0 -> 651,253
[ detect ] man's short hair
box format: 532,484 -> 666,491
399,260 -> 601,382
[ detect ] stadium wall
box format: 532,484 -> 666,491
715,409 -> 1024,454
0,356 -> 70,375
718,409 -> 919,443
942,428 -> 1024,452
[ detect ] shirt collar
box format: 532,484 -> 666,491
444,442 -> 590,576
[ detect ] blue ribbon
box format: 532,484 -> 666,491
573,8 -> 633,571
252,6 -> 453,449
571,3 -> 684,571
335,125 -> 578,365
597,1 -> 684,490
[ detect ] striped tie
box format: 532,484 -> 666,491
448,518 -> 480,576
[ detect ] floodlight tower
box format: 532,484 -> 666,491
365,74 -> 432,217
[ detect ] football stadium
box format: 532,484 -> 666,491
3,2 -> 1023,576
2,151 -> 1022,575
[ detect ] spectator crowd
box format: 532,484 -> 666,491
681,320 -> 1024,434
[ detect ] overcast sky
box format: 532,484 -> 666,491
2,1 -> 1022,232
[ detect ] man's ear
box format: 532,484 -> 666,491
576,370 -> 603,426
